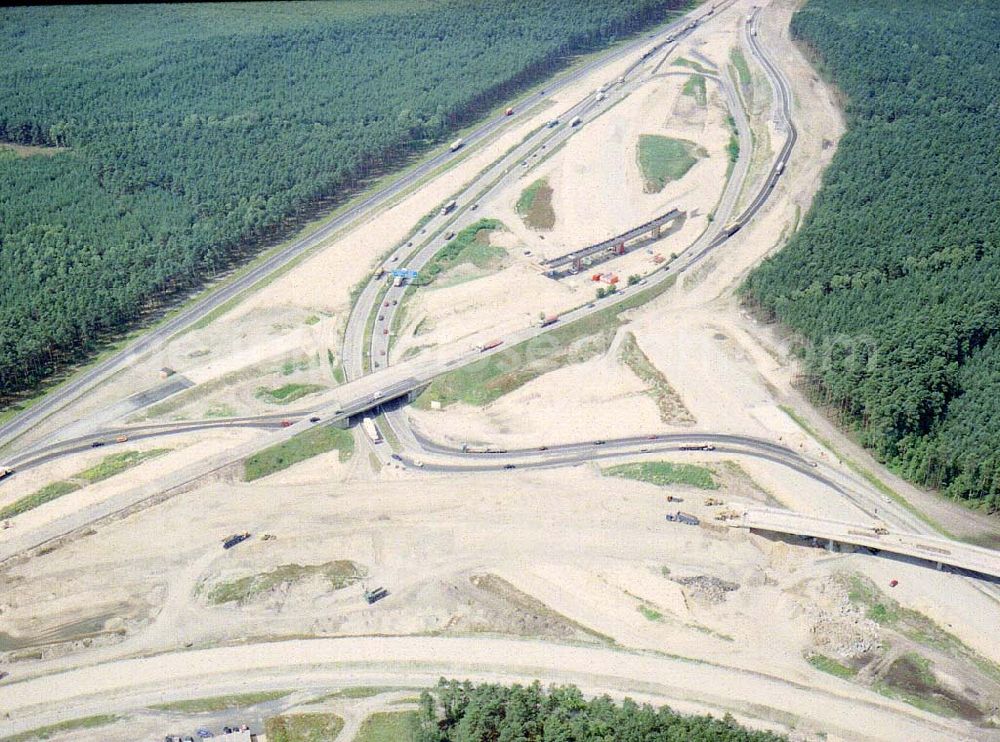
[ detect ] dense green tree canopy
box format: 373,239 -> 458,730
743,0 -> 1000,510
0,0 -> 685,399
414,679 -> 786,741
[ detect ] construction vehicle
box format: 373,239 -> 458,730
704,497 -> 723,506
0,466 -> 14,481
449,138 -> 464,152
364,586 -> 390,604
873,526 -> 889,536
362,417 -> 382,444
440,199 -> 457,216
222,533 -> 251,550
664,511 -> 699,526
537,314 -> 559,328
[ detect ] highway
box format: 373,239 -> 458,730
741,507 -> 1000,580
0,3 -> 730,456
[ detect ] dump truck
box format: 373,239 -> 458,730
222,533 -> 251,550
704,497 -> 723,506
440,199 -> 457,216
362,417 -> 382,444
449,138 -> 464,152
676,511 -> 700,526
537,314 -> 559,328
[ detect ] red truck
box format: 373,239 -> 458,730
478,339 -> 504,352
505,107 -> 514,116
538,314 -> 559,328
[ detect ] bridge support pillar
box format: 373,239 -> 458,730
330,416 -> 351,430
827,539 -> 837,553
936,561 -> 943,571
651,224 -> 661,239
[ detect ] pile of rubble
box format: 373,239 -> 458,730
671,575 -> 740,605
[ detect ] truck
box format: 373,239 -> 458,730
0,466 -> 14,481
362,417 -> 382,444
478,339 -> 504,352
504,107 -> 514,116
595,92 -> 606,102
393,276 -> 403,288
449,138 -> 464,152
570,116 -> 582,127
364,586 -> 390,604
222,533 -> 251,550
375,266 -> 386,279
440,199 -> 457,216
537,314 -> 559,328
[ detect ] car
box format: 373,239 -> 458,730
640,447 -> 650,453
383,329 -> 389,335
371,391 -> 382,400
594,440 -> 606,445
280,420 -> 292,428
378,314 -> 385,320
309,416 -> 320,423
391,453 -> 402,461
380,350 -> 386,355
115,434 -> 128,443
392,299 -> 398,305
470,203 -> 479,210
646,434 -> 658,440
445,232 -> 455,240
196,730 -> 214,739
503,463 -> 516,470
0,671 -> 9,681
413,459 -> 424,468
523,250 -> 532,256
90,441 -> 105,448
809,461 -> 818,468
384,301 -> 390,307
889,579 -> 899,588
586,303 -> 595,309
392,255 -> 400,261
538,445 -> 548,451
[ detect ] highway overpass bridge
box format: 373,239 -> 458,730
740,507 -> 1000,580
542,208 -> 683,276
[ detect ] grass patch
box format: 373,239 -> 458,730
875,653 -> 979,719
281,357 -> 313,376
603,461 -> 718,490
304,314 -> 320,325
416,275 -> 676,409
207,560 -> 366,605
255,382 -> 325,405
0,480 -> 81,520
414,219 -> 505,286
619,332 -> 693,424
638,604 -> 664,622
313,686 -> 408,701
806,652 -> 857,679
265,713 -> 344,742
78,449 -> 170,484
244,425 -> 354,481
516,178 -> 555,230
354,711 -> 419,742
681,74 -> 706,105
673,57 -> 713,73
636,134 -> 704,193
730,47 -> 751,89
205,402 -> 237,418
1,448 -> 169,520
1,715 -> 120,742
151,691 -> 290,713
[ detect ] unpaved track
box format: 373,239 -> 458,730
0,637 -> 984,742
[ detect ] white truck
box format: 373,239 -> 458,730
449,138 -> 464,152
570,116 -> 582,127
362,417 -> 382,444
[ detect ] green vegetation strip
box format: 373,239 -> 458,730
620,331 -> 692,423
415,219 -> 505,286
0,449 -> 169,520
730,47 -> 751,88
516,178 -> 555,230
636,134 -> 703,193
208,561 -> 366,605
355,711 -> 419,742
681,74 -> 707,105
806,652 -> 857,679
265,713 -> 344,742
416,275 -> 676,408
244,426 -> 353,481
0,715 -> 119,742
603,461 -> 718,490
152,691 -> 290,713
255,382 -> 326,405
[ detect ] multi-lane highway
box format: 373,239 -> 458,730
0,2 -> 733,455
